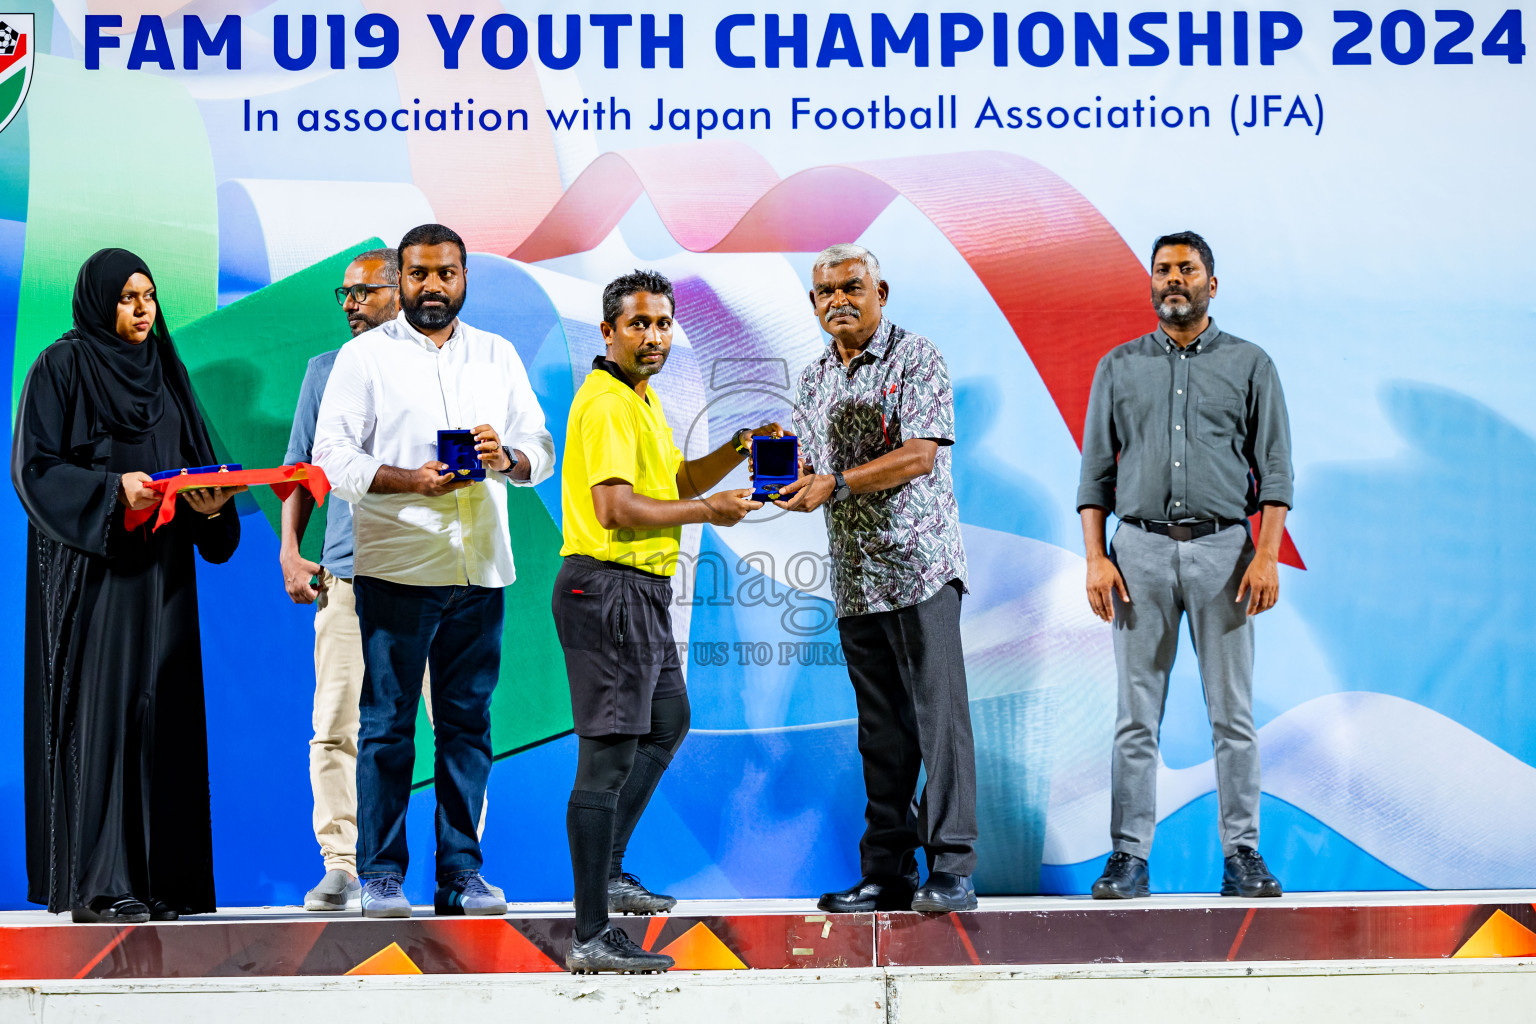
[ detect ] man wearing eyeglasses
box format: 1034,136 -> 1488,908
280,247 -> 406,912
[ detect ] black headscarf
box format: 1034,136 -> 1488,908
65,248 -> 215,463
66,248 -> 173,438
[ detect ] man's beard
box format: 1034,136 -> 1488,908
625,347 -> 668,378
1155,287 -> 1208,327
349,306 -> 396,336
403,290 -> 464,332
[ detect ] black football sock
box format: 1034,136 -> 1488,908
567,789 -> 619,943
609,743 -> 672,879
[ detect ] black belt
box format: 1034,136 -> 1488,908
1121,517 -> 1244,542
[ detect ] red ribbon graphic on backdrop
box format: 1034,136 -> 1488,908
492,141 -> 1301,567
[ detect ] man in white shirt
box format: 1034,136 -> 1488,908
313,223 -> 555,919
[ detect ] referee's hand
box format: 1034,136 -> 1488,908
701,488 -> 762,526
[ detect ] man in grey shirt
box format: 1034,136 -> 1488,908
1077,231 -> 1292,900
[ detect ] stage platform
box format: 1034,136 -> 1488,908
3,889 -> 1535,980
3,892 -> 1535,1023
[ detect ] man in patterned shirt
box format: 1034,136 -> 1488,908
777,243 -> 978,913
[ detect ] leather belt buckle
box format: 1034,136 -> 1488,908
1167,523 -> 1194,542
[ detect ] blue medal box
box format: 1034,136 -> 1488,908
750,435 -> 799,503
150,463 -> 241,481
437,429 -> 486,481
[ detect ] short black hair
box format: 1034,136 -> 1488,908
1150,231 -> 1215,276
602,269 -> 675,327
398,223 -> 466,268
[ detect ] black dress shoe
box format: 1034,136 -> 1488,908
144,899 -> 180,922
1090,851 -> 1149,899
1222,846 -> 1283,897
817,873 -> 919,913
911,872 -> 977,913
71,896 -> 151,924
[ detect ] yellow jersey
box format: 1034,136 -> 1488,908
559,366 -> 684,574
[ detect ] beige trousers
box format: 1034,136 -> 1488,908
310,570 -> 433,874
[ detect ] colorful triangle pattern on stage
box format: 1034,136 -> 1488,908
1452,910 -> 1536,959
347,942 -> 423,976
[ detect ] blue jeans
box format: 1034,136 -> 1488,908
353,576 -> 503,880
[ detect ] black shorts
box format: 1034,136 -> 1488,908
552,555 -> 686,738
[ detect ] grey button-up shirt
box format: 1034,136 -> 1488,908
793,318 -> 968,617
1076,319 -> 1293,522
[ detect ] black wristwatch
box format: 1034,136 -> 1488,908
501,445 -> 518,472
831,470 -> 851,503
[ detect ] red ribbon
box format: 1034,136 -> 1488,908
503,141 -> 1304,569
123,462 -> 331,532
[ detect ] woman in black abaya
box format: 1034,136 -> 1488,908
12,249 -> 244,923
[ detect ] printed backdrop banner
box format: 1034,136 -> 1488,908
0,1 -> 1531,907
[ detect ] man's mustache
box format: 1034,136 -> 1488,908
825,303 -> 859,320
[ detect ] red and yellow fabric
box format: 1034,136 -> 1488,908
123,462 -> 331,532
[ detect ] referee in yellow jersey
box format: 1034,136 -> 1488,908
555,269 -> 781,974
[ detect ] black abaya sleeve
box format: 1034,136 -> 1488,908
189,499 -> 240,564
11,347 -> 119,558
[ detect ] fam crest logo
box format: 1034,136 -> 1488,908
0,13 -> 32,135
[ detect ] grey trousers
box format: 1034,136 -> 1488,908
1108,522 -> 1259,858
837,581 -> 979,877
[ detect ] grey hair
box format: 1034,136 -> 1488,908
812,243 -> 882,284
352,247 -> 400,285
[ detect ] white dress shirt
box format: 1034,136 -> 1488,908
312,311 -> 555,588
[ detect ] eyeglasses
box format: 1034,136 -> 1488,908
334,284 -> 397,306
